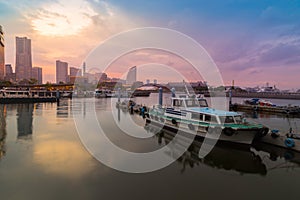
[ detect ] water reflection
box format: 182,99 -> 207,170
0,104 -> 6,159
146,123 -> 300,175
56,100 -> 70,118
17,104 -> 33,140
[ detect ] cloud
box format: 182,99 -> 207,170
1,0 -> 137,82
259,42 -> 300,64
26,0 -> 99,36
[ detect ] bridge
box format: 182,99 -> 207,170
136,84 -> 171,92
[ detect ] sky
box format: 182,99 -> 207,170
0,0 -> 299,89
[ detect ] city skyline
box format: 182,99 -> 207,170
0,1 -> 300,89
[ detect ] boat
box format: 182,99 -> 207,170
146,94 -> 269,145
0,87 -> 57,104
244,98 -> 275,107
94,89 -> 115,98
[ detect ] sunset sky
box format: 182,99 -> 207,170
0,0 -> 299,89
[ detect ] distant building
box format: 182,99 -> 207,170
82,62 -> 86,77
4,64 -> 15,82
32,67 -> 43,84
15,37 -> 32,81
5,64 -> 12,75
0,25 -> 4,80
126,66 -> 136,85
132,81 -> 144,90
111,78 -> 126,84
56,60 -> 68,84
70,67 -> 81,77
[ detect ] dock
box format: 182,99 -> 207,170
0,89 -> 73,104
255,131 -> 300,152
230,103 -> 300,115
0,96 -> 57,104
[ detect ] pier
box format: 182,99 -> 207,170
0,87 -> 73,104
230,103 -> 300,115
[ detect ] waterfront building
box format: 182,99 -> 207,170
4,64 -> 16,82
32,67 -> 43,84
15,37 -> 32,81
0,25 -> 4,80
56,60 -> 68,84
70,67 -> 81,77
126,66 -> 137,85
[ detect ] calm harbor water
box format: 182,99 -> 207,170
0,95 -> 300,200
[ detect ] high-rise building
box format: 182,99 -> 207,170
15,37 -> 32,81
5,64 -> 12,75
0,25 -> 4,80
82,62 -> 86,76
32,67 -> 43,84
69,67 -> 81,77
126,66 -> 137,85
4,64 -> 15,82
56,60 -> 68,84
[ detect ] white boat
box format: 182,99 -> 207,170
147,94 -> 269,145
95,89 -> 115,98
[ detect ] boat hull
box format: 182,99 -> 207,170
146,118 -> 261,145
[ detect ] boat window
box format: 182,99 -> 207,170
185,100 -> 198,107
191,113 -> 203,121
219,116 -> 235,124
198,99 -> 208,107
204,115 -> 218,123
173,99 -> 183,107
204,115 -> 210,122
210,116 -> 218,123
234,116 -> 243,124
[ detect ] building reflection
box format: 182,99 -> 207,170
17,104 -> 33,139
56,99 -> 70,118
0,104 -> 7,159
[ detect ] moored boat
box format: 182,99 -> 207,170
95,89 -> 115,98
147,94 -> 269,145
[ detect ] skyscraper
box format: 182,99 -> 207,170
32,67 -> 43,84
56,60 -> 68,84
15,37 -> 32,81
126,66 -> 137,85
4,64 -> 15,82
0,25 -> 4,80
69,67 -> 81,77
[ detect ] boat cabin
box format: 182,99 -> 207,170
171,95 -> 208,108
166,95 -> 243,125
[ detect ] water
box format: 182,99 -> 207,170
0,95 -> 300,200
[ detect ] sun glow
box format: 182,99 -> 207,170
30,0 -> 98,36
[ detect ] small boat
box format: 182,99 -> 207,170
95,89 -> 115,98
147,94 -> 269,145
244,98 -> 275,107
